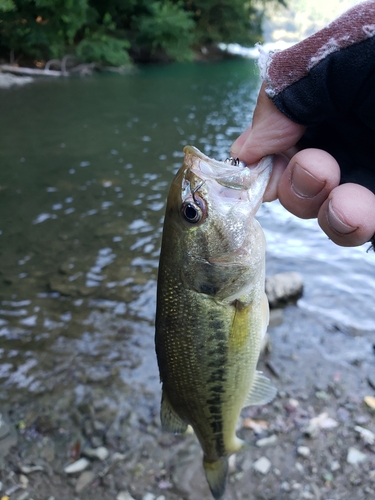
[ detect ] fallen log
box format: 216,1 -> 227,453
0,64 -> 63,77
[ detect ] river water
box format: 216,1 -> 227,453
0,59 -> 374,407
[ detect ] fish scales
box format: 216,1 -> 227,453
155,145 -> 276,499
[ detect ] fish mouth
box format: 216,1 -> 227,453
183,145 -> 246,170
183,145 -> 273,192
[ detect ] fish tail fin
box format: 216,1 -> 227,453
203,456 -> 228,500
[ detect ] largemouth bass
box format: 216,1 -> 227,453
155,145 -> 276,500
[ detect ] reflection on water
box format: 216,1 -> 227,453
0,59 -> 374,405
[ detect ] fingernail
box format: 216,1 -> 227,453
291,163 -> 325,198
327,201 -> 357,235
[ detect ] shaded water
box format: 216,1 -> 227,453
0,59 -> 374,407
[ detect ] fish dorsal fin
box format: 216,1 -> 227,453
160,389 -> 188,434
244,371 -> 277,407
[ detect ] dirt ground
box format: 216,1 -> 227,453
1,305 -> 375,500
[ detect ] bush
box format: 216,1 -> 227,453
76,32 -> 131,66
136,1 -> 195,62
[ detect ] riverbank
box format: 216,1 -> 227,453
1,305 -> 374,500
0,73 -> 33,88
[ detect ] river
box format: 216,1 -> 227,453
0,57 -> 374,500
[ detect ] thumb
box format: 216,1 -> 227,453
231,84 -> 306,165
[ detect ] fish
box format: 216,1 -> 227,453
155,145 -> 276,500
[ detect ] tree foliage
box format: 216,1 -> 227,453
0,0 -> 285,66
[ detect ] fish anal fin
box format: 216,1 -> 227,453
160,390 -> 188,434
203,456 -> 228,500
244,371 -> 277,407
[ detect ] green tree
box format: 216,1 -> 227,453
135,1 -> 195,61
0,0 -> 286,66
0,0 -> 89,60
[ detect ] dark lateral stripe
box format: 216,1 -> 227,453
207,368 -> 226,384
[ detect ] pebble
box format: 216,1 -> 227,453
142,494 -> 156,500
354,425 -> 375,445
305,412 -> 338,436
19,465 -> 44,474
347,447 -> 367,465
295,462 -> 304,473
330,460 -> 340,471
116,492 -> 136,500
16,492 -> 29,500
228,454 -> 236,474
364,396 -> 375,409
280,481 -> 290,491
82,446 -> 109,461
19,475 -> 29,487
64,458 -> 90,474
255,434 -> 278,447
0,414 -> 10,439
297,446 -> 311,457
253,456 -> 271,475
301,492 -> 314,499
75,471 -> 95,493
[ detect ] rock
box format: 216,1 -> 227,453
253,456 -> 271,475
330,460 -> 340,471
301,492 -> 314,499
347,447 -> 367,465
280,481 -> 291,492
0,73 -> 33,88
82,446 -> 109,461
75,471 -> 96,493
228,454 -> 236,474
0,413 -> 17,469
295,462 -> 304,473
111,452 -> 127,462
0,414 -> 10,439
64,458 -> 90,474
242,418 -> 269,434
354,425 -> 375,445
265,272 -> 303,308
19,474 -> 29,488
305,412 -> 338,436
142,494 -> 156,500
19,465 -> 44,474
116,492 -> 136,500
364,396 -> 375,409
255,435 -> 278,447
16,492 -> 30,500
297,446 -> 311,457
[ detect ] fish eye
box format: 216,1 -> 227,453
182,202 -> 202,224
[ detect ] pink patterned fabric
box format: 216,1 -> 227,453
263,0 -> 375,97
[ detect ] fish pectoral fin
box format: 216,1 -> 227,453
203,456 -> 228,500
160,390 -> 188,434
244,371 -> 277,407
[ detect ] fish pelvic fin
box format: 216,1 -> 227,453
160,389 -> 188,434
244,371 -> 277,407
203,456 -> 228,500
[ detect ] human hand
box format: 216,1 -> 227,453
231,83 -> 375,248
